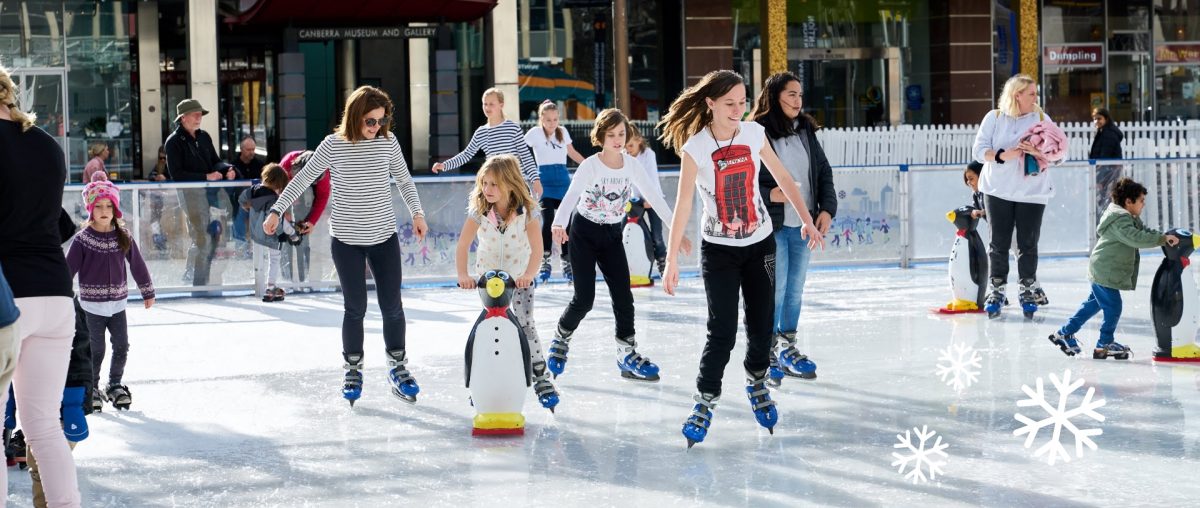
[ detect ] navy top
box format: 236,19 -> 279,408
0,262 -> 17,328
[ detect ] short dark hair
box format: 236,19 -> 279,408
1110,177 -> 1147,206
964,161 -> 983,185
591,108 -> 629,147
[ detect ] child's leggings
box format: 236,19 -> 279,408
85,310 -> 129,387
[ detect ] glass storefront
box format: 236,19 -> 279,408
1,0 -> 136,181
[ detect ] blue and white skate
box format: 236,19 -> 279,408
1093,341 -> 1132,360
1019,279 -> 1040,319
616,336 -> 660,382
984,280 -> 1008,319
767,355 -> 785,387
547,326 -> 573,378
538,254 -> 552,283
1048,331 -> 1081,356
343,353 -> 364,407
776,332 -> 817,380
682,393 -> 718,449
531,361 -> 560,412
386,349 -> 420,404
746,369 -> 778,434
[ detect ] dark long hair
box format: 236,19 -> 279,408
752,72 -> 819,139
1092,108 -> 1116,131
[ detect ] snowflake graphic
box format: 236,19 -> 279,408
890,425 -> 949,484
1013,369 -> 1106,465
935,342 -> 981,393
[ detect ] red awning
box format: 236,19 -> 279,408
226,0 -> 498,26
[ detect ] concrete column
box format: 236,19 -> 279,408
614,0 -> 630,112
338,39 -> 357,100
187,0 -> 219,139
137,1 -> 162,177
520,0 -> 531,59
409,23 -> 431,169
489,1 -> 520,121
760,0 -> 787,75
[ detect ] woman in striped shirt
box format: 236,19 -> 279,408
263,86 -> 428,407
431,88 -> 543,198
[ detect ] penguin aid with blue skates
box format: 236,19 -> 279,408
1152,229 -> 1200,362
938,205 -> 989,314
464,270 -> 533,436
622,197 -> 655,287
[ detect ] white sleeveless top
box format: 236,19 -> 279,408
471,207 -> 535,276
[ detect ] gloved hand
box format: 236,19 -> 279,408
61,386 -> 88,442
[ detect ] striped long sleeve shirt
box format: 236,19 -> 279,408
272,134 -> 424,246
440,120 -> 539,182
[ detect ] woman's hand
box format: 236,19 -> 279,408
413,215 -> 428,242
802,222 -> 825,250
815,211 -> 833,236
296,221 -> 313,235
532,180 -> 543,199
263,212 -> 280,235
971,209 -> 986,219
457,274 -> 476,289
663,260 -> 680,296
552,226 -> 568,244
1018,141 -> 1043,160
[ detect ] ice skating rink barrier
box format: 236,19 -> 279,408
61,157 -> 1200,295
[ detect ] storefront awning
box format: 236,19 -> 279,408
226,0 -> 498,25
518,61 -> 595,103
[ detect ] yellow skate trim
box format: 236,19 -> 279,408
473,412 -> 525,430
1171,343 -> 1200,359
630,275 -> 652,286
944,299 -> 979,312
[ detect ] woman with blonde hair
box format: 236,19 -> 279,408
524,100 -> 585,281
0,63 -> 82,506
83,141 -> 110,183
263,85 -> 428,406
972,74 -> 1057,319
433,88 -> 543,197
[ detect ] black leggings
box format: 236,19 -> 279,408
541,197 -> 569,258
696,236 -> 776,397
86,310 -> 129,387
330,233 -> 406,354
983,194 -> 1045,282
557,216 -> 634,339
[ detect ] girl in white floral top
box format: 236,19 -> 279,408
455,155 -> 558,411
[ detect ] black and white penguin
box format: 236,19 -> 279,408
622,198 -> 654,287
938,205 -> 989,314
464,270 -> 532,435
1152,229 -> 1200,362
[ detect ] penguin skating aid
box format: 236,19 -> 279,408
464,270 -> 533,436
1152,229 -> 1200,362
622,198 -> 655,287
937,206 -> 988,314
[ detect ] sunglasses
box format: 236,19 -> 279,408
364,116 -> 390,128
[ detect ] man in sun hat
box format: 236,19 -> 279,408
164,98 -> 225,289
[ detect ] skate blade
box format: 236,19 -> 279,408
391,389 -> 418,404
620,371 -> 661,383
686,438 -> 698,449
782,370 -> 817,380
767,378 -> 782,388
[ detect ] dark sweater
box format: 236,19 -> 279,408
758,126 -> 838,231
0,120 -> 73,298
1089,124 -> 1124,160
231,156 -> 264,180
66,228 -> 155,303
164,125 -> 223,181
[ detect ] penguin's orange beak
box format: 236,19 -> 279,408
945,211 -> 956,223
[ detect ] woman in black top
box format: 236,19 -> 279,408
1090,108 -> 1124,219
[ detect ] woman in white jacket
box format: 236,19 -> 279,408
972,74 -> 1055,319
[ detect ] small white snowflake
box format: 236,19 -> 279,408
935,342 -> 982,393
1013,369 -> 1106,465
890,425 -> 949,484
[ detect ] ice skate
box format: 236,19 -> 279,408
561,255 -> 574,284
746,369 -> 778,434
1018,279 -> 1040,319
616,335 -> 660,382
547,325 -> 573,377
775,332 -> 817,380
7,429 -> 25,470
386,349 -> 420,404
91,388 -> 106,413
1048,331 -> 1081,356
531,361 -> 560,412
343,353 -> 364,406
2,428 -> 11,467
984,278 -> 1008,319
538,253 -> 552,283
655,256 -> 667,279
105,384 -> 132,410
682,393 -> 718,449
767,355 -> 784,387
1093,342 -> 1132,360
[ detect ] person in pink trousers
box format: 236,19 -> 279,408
0,64 -> 81,507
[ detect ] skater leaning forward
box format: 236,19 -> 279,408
263,85 -> 428,406
546,108 -> 690,383
455,154 -> 561,412
659,70 -> 825,447
1049,178 -> 1179,360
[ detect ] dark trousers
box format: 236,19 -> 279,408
983,194 -> 1045,282
330,233 -> 406,354
540,197 -> 569,259
557,216 -> 635,339
281,234 -> 312,283
85,310 -> 128,387
179,189 -> 215,286
697,236 -> 776,397
645,208 -> 667,259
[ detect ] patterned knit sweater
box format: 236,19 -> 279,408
66,227 -> 155,303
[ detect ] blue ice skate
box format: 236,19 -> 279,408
775,332 -> 817,380
616,336 -> 660,382
767,356 -> 785,387
746,370 -> 778,434
546,326 -> 573,377
343,353 -> 364,407
984,279 -> 1007,319
682,393 -> 718,449
1093,341 -> 1132,360
538,254 -> 552,283
1048,332 -> 1081,356
1019,279 -> 1042,319
386,349 -> 420,404
532,362 -> 560,412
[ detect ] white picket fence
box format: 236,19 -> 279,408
816,120 -> 1200,166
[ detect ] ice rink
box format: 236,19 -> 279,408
12,255 -> 1200,507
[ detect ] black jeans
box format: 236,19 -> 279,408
697,236 -> 776,397
557,216 -> 635,339
983,194 -> 1046,282
85,310 -> 129,387
645,208 -> 667,259
330,233 -> 406,355
179,188 -> 215,286
540,197 -> 568,259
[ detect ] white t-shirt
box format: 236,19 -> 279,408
552,153 -> 675,227
681,121 -> 773,246
629,149 -> 665,201
524,126 -> 573,167
971,110 -> 1056,205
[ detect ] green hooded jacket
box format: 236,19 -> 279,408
1089,203 -> 1166,291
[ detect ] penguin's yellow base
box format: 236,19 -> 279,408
1155,343 -> 1200,362
472,413 -> 526,436
936,299 -> 982,314
630,275 -> 653,287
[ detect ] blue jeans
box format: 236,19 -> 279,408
1059,283 -> 1122,347
773,226 -> 814,334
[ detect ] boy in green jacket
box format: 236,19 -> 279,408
1049,178 -> 1179,359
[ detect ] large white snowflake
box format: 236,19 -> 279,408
890,425 -> 949,484
1013,369 -> 1106,465
935,342 -> 981,393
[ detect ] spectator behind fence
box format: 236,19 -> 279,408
82,141 -> 109,183
164,98 -> 228,290
1090,108 -> 1125,219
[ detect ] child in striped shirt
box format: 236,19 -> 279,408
432,88 -> 543,197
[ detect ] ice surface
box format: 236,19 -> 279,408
12,256 -> 1200,507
